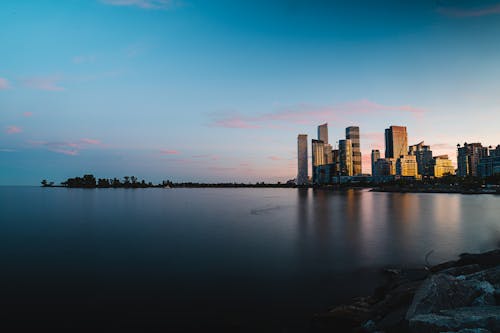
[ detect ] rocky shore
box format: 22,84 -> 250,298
313,249 -> 500,332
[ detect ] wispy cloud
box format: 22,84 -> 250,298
101,0 -> 177,10
23,112 -> 33,117
6,126 -> 22,134
0,78 -> 9,89
23,75 -> 65,91
27,138 -> 102,155
0,148 -> 16,152
210,99 -> 426,129
438,3 -> 500,17
160,149 -> 180,155
268,156 -> 284,161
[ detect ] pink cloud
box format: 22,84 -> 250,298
23,76 -> 65,91
80,138 -> 101,145
210,99 -> 426,129
438,4 -> 500,17
268,156 -> 283,161
51,148 -> 79,156
23,112 -> 33,117
101,0 -> 176,10
160,149 -> 180,155
0,78 -> 9,89
6,126 -> 22,134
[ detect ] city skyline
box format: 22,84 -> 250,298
2,0 -> 500,185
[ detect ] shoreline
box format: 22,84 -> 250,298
313,249 -> 500,333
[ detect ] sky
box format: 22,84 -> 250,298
1,0 -> 500,185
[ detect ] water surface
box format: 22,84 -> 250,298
0,187 -> 498,331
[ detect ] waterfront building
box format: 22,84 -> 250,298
433,155 -> 455,178
396,155 -> 419,177
371,149 -> 380,176
374,158 -> 396,176
312,139 -> 325,184
457,142 -> 488,177
346,126 -> 362,175
297,134 -> 308,185
408,141 -> 433,177
339,139 -> 353,176
318,123 -> 329,145
478,145 -> 500,178
385,126 -> 408,159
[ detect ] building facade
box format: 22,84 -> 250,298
312,139 -> 325,184
318,123 -> 328,145
371,149 -> 380,176
374,158 -> 396,176
396,155 -> 419,177
408,141 -> 433,176
296,134 -> 308,185
457,142 -> 488,177
385,126 -> 408,159
339,139 -> 353,176
324,144 -> 333,164
433,155 -> 455,178
478,145 -> 500,178
346,126 -> 362,175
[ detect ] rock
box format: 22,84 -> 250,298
406,274 -> 493,320
437,264 -> 482,277
362,319 -> 377,332
441,329 -> 491,333
409,306 -> 500,333
465,266 -> 500,286
457,250 -> 500,268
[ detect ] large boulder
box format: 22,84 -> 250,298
406,274 -> 496,320
409,306 -> 500,333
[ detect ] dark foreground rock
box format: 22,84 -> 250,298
313,249 -> 500,333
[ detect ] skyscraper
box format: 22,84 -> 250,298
385,126 -> 408,159
312,139 -> 325,184
318,123 -> 328,144
371,149 -> 380,176
396,155 -> 419,177
339,139 -> 353,176
346,126 -> 361,175
324,144 -> 333,164
297,134 -> 308,185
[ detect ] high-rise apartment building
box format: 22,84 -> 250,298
346,126 -> 362,175
297,134 -> 308,185
385,126 -> 408,159
318,123 -> 328,145
339,139 -> 353,176
374,158 -> 396,176
312,139 -> 325,183
433,155 -> 455,178
371,149 -> 380,176
457,142 -> 488,177
409,141 -> 433,176
478,145 -> 500,178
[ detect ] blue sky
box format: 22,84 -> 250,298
1,0 -> 500,185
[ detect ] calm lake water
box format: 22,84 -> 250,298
0,187 -> 499,331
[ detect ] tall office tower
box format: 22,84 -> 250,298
318,123 -> 328,145
457,142 -> 488,177
346,126 -> 362,175
433,155 -> 455,178
408,141 -> 433,176
385,126 -> 408,159
339,139 -> 353,176
371,149 -> 380,176
312,139 -> 325,184
324,144 -> 333,164
396,155 -> 419,177
297,134 -> 308,185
